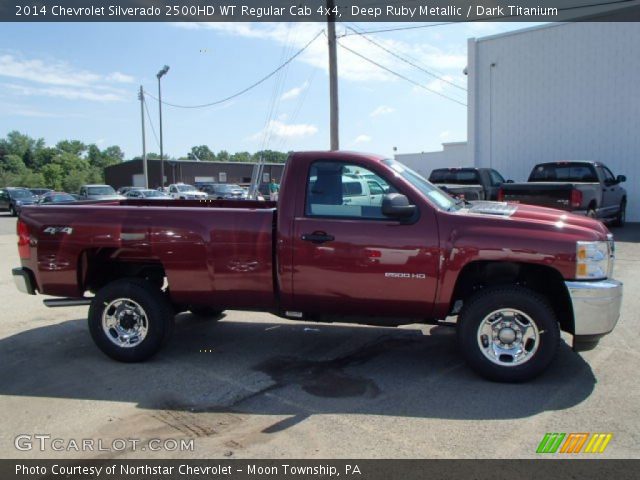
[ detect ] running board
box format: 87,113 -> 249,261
43,298 -> 92,308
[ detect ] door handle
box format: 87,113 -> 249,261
301,232 -> 335,244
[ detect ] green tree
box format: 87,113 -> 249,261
216,150 -> 230,162
230,151 -> 252,163
41,164 -> 65,190
188,145 -> 216,161
56,139 -> 86,156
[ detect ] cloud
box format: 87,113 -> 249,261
353,134 -> 372,144
106,72 -> 134,84
4,83 -> 127,102
280,81 -> 309,101
0,54 -> 135,88
249,119 -> 318,141
370,105 -> 395,117
439,131 -> 451,141
173,22 -> 466,84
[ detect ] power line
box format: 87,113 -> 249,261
342,0 -> 636,36
345,24 -> 467,92
336,39 -> 467,107
144,30 -> 324,109
143,96 -> 161,150
341,22 -> 455,37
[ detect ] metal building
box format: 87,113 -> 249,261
104,158 -> 285,190
468,22 -> 640,219
400,22 -> 640,220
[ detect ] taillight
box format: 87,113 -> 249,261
497,188 -> 504,202
570,189 -> 583,208
17,219 -> 30,260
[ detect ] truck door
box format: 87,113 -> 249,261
598,165 -> 623,217
291,160 -> 440,319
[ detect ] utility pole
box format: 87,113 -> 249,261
138,86 -> 148,188
327,0 -> 339,150
157,65 -> 169,188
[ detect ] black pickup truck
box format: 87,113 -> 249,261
499,161 -> 627,226
428,167 -> 510,201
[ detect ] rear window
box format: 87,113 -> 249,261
529,164 -> 598,182
429,169 -> 480,185
87,186 -> 116,195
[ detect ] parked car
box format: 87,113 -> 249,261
28,188 -> 52,201
37,192 -> 77,205
199,183 -> 248,200
428,168 -> 510,201
499,161 -> 627,225
117,186 -> 145,195
78,184 -> 125,201
0,187 -> 36,216
125,189 -> 172,200
12,151 -> 622,382
167,183 -> 208,200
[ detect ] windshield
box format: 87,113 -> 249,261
176,185 -> 197,192
87,186 -> 116,195
429,169 -> 480,185
142,190 -> 165,197
48,194 -> 75,203
382,159 -> 459,211
529,163 -> 598,182
10,189 -> 34,199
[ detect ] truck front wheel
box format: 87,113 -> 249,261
88,279 -> 174,362
457,286 -> 560,382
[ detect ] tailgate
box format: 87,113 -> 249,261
501,183 -> 574,210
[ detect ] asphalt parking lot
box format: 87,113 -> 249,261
0,214 -> 638,459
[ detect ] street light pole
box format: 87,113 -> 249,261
156,65 -> 169,188
138,85 -> 148,188
327,0 -> 339,151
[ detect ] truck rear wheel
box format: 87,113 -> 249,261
457,286 -> 560,382
88,278 -> 174,362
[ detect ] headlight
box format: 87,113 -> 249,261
576,237 -> 614,279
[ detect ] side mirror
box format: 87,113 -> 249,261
382,193 -> 416,219
506,179 -> 514,183
617,175 -> 626,183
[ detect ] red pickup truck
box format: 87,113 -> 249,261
12,152 -> 623,382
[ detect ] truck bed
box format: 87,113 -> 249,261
19,199 -> 278,309
500,182 -> 595,211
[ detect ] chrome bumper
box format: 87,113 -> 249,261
565,279 -> 623,336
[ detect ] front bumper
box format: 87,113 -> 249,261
12,267 -> 37,295
565,279 -> 623,349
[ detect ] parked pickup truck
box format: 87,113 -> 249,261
428,167 -> 510,201
12,152 -> 623,382
499,161 -> 627,225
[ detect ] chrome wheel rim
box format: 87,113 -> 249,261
477,308 -> 540,366
101,298 -> 149,348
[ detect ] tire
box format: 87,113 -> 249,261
613,200 -> 626,227
9,205 -> 16,217
88,278 -> 174,362
189,306 -> 224,319
457,286 -> 560,382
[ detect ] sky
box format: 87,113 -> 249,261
0,21 -> 542,160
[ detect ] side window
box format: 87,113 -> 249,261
600,167 -> 615,183
170,186 -> 176,193
489,169 -> 505,186
305,162 -> 397,219
367,181 -> 384,196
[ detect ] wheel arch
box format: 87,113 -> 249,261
449,260 -> 574,334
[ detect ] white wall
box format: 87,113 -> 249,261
468,23 -> 640,220
395,142 -> 471,177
